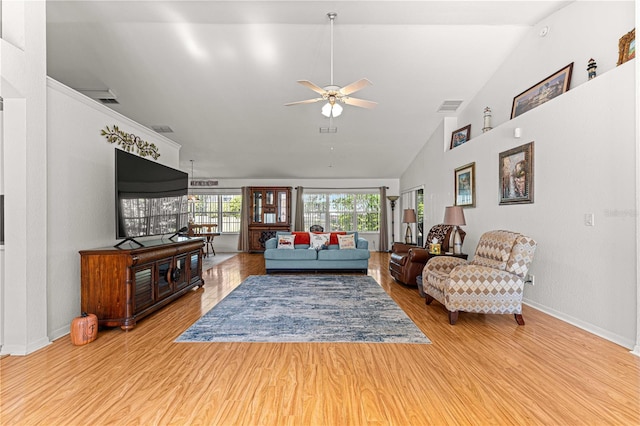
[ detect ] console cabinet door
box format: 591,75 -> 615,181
174,255 -> 189,290
156,259 -> 174,300
133,264 -> 155,313
188,251 -> 202,285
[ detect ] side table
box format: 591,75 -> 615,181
429,252 -> 468,260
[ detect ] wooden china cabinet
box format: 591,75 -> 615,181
248,186 -> 292,252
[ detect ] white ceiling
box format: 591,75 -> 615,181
46,0 -> 572,179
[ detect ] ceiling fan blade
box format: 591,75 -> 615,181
339,78 -> 372,96
284,98 -> 323,106
297,80 -> 327,95
343,97 -> 378,109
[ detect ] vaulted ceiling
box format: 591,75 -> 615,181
46,1 -> 571,180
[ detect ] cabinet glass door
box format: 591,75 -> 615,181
253,191 -> 262,223
265,190 -> 274,205
156,259 -> 173,300
277,191 -> 288,223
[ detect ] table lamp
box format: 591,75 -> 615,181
443,206 -> 466,254
402,208 -> 417,244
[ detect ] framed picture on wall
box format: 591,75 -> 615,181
617,28 -> 635,65
510,63 -> 573,119
454,162 -> 475,207
450,125 -> 471,149
499,142 -> 534,205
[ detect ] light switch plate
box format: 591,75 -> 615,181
584,213 -> 595,226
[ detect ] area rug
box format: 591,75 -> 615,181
176,275 -> 430,344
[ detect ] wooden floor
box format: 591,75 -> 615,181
2,253 -> 639,425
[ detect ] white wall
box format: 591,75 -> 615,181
401,1 -> 637,348
45,79 -> 182,343
190,178 -> 400,253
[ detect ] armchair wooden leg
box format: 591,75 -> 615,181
448,310 -> 459,325
425,294 -> 434,305
514,314 -> 525,325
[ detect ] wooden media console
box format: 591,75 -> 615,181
80,238 -> 204,330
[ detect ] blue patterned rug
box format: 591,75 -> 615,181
176,275 -> 430,344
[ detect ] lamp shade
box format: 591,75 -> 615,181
443,206 -> 466,226
402,209 -> 417,224
387,195 -> 399,202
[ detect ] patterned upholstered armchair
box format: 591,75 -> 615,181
389,224 -> 465,286
423,230 -> 537,325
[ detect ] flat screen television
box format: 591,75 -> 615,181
115,149 -> 188,245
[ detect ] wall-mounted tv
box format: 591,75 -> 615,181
115,149 -> 188,245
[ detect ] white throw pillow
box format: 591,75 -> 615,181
277,234 -> 295,249
309,233 -> 330,250
338,233 -> 356,249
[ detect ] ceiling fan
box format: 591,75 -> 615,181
285,12 -> 377,118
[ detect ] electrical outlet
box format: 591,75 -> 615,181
525,274 -> 535,286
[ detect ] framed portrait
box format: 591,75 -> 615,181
454,162 -> 475,207
499,142 -> 534,205
510,63 -> 573,119
617,28 -> 635,65
450,124 -> 471,149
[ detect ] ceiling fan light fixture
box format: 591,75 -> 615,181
321,102 -> 342,118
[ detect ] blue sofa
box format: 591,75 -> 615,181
264,231 -> 370,273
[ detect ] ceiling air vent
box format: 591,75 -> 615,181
151,125 -> 174,133
319,127 -> 337,133
78,89 -> 119,104
437,100 -> 463,113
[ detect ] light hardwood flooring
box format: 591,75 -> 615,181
1,252 -> 639,425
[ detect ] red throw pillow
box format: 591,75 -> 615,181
329,231 -> 346,245
292,232 -> 310,245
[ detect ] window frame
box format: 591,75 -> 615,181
302,191 -> 380,233
187,191 -> 242,234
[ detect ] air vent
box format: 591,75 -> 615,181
190,179 -> 218,187
319,127 -> 338,133
78,89 -> 117,101
100,98 -> 120,104
437,100 -> 463,113
150,125 -> 174,133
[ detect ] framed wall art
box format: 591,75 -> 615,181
454,162 -> 475,207
450,124 -> 471,149
510,63 -> 573,119
617,28 -> 635,65
499,142 -> 534,205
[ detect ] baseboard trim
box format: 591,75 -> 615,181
523,299 -> 635,350
0,337 -> 51,356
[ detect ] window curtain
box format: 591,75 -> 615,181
379,186 -> 389,252
237,186 -> 250,252
294,186 -> 304,231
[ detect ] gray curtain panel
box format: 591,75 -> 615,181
237,186 -> 251,252
294,186 -> 304,231
379,186 -> 389,252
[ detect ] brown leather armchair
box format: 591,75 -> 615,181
389,224 -> 465,286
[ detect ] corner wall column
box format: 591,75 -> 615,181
0,0 -> 49,355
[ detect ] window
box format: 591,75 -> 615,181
303,192 -> 380,232
188,193 -> 242,233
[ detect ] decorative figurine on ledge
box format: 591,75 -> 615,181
587,58 -> 597,80
482,107 -> 492,133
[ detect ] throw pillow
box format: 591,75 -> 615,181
292,231 -> 311,245
328,231 -> 347,245
277,234 -> 295,249
309,233 -> 330,250
337,233 -> 356,249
